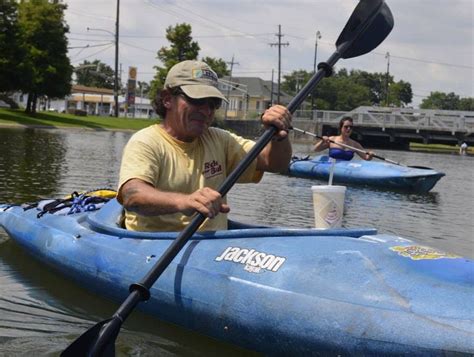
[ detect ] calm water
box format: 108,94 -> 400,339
0,127 -> 473,355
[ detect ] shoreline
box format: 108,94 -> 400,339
1,123 -> 472,155
0,122 -> 139,132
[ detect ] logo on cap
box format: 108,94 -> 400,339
192,68 -> 218,84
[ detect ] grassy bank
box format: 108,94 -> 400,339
410,142 -> 473,154
0,108 -> 157,131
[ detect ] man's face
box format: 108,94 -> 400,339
163,89 -> 221,142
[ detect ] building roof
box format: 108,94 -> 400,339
72,84 -> 114,95
220,76 -> 292,104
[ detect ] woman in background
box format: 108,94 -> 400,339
313,116 -> 374,161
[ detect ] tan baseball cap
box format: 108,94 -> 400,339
164,60 -> 228,102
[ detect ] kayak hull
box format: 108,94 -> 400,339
0,199 -> 472,355
288,156 -> 445,192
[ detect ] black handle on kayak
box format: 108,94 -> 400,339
61,1 -> 394,355
291,126 -> 402,166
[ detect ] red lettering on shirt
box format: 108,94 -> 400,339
203,160 -> 223,179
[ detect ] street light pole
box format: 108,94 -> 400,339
114,0 -> 120,117
385,51 -> 390,107
86,2 -> 119,118
224,54 -> 238,120
311,30 -> 321,112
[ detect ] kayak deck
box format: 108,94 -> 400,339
0,199 -> 472,355
288,156 -> 445,192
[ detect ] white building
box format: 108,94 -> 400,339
10,84 -> 156,119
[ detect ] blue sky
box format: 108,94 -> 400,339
65,0 -> 473,107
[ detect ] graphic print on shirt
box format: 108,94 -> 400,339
203,160 -> 223,179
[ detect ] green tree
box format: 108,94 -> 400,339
332,77 -> 371,110
459,97 -> 474,111
282,70 -> 311,96
282,69 -> 372,110
200,56 -> 229,78
149,23 -> 229,101
349,70 -> 413,107
18,0 -> 72,114
389,80 -> 412,107
75,59 -> 115,89
0,1 -> 28,94
350,70 -> 387,104
137,81 -> 150,97
420,91 -> 460,110
149,23 -> 200,100
283,68 -> 413,110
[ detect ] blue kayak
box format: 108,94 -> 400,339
288,155 -> 445,192
0,198 -> 473,355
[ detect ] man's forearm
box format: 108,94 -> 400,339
119,179 -> 186,216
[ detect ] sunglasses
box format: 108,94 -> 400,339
175,89 -> 222,110
342,125 -> 353,129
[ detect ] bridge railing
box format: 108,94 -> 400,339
293,107 -> 474,135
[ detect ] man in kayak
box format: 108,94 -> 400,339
117,60 -> 292,232
313,116 -> 374,161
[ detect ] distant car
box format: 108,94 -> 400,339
48,108 -> 58,112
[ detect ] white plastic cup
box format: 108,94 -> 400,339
311,185 -> 346,229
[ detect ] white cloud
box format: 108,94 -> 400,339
65,0 -> 474,107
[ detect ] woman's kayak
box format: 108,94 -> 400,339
288,155 -> 445,192
0,194 -> 472,355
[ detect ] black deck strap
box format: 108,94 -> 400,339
22,202 -> 39,211
129,283 -> 151,301
317,62 -> 333,77
3,204 -> 19,211
37,203 -> 72,218
42,198 -> 71,212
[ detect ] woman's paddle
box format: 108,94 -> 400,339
62,0 -> 394,355
292,127 -> 402,165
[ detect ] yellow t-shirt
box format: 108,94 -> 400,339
118,124 -> 263,232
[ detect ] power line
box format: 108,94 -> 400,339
72,44 -> 114,62
144,0 -> 272,46
68,43 -> 112,50
372,51 -> 472,69
391,54 -> 472,69
120,41 -> 156,54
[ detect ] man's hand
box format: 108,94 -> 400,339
261,105 -> 292,141
182,187 -> 230,219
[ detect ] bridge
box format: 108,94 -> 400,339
289,106 -> 474,148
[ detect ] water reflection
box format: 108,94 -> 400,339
0,128 -> 65,202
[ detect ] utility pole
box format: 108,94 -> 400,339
269,25 -> 289,104
270,69 -> 274,107
224,54 -> 239,120
311,30 -> 321,111
114,0 -> 120,117
385,51 -> 390,107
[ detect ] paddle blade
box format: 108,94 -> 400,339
61,318 -> 118,357
336,0 -> 394,59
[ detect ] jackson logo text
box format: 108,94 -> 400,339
215,246 -> 286,273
